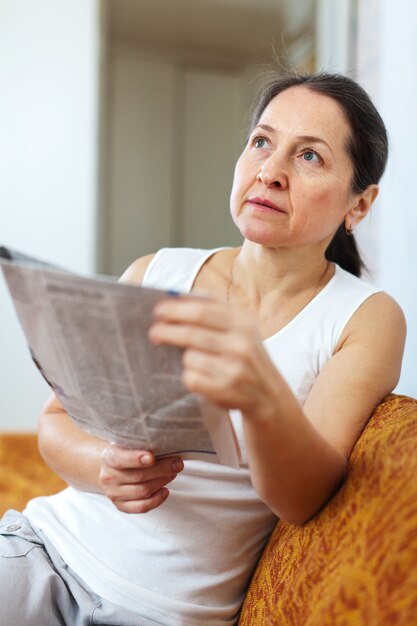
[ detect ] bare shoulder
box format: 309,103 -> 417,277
118,254 -> 156,285
192,247 -> 239,294
336,290 -> 406,392
338,291 -> 406,349
358,291 -> 405,323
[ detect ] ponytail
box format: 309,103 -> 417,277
325,224 -> 364,277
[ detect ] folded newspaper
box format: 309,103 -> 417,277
0,247 -> 241,468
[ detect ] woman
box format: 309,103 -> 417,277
0,73 -> 405,625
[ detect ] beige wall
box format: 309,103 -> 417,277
101,45 -> 250,278
104,52 -> 178,274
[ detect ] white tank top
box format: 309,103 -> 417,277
24,248 -> 379,626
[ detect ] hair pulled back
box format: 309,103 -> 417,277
250,72 -> 388,276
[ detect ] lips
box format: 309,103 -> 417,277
247,197 -> 286,213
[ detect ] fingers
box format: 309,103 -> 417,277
181,354 -> 255,409
99,447 -> 184,514
101,448 -> 183,484
149,322 -> 225,352
149,297 -> 272,412
149,299 -> 260,355
106,474 -> 178,501
115,487 -> 170,515
102,445 -> 155,470
105,476 -> 174,514
153,298 -> 233,331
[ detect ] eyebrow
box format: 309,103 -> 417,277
253,125 -> 334,155
296,135 -> 332,152
254,124 -> 275,134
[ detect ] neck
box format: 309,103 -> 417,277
228,241 -> 332,307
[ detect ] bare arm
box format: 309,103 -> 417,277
38,253 -> 184,513
38,394 -> 107,491
240,294 -> 406,523
149,292 -> 406,525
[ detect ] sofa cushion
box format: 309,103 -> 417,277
239,394 -> 417,625
0,432 -> 66,515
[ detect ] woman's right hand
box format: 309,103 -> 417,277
99,445 -> 184,514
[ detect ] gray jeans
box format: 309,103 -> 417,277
0,510 -> 163,626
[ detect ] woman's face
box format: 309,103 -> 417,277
230,85 -> 361,249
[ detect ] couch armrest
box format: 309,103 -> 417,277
239,394 -> 417,626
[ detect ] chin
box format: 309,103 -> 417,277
236,222 -> 286,247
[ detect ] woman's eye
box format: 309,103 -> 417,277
302,149 -> 321,163
253,136 -> 268,149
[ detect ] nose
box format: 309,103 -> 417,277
257,153 -> 287,188
257,171 -> 281,187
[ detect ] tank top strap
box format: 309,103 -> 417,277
142,247 -> 227,292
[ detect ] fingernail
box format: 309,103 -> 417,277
160,488 -> 169,499
172,459 -> 183,472
141,453 -> 152,466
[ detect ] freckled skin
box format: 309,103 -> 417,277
230,86 -> 359,250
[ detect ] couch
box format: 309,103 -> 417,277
1,394 -> 417,625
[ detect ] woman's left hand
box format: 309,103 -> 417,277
148,296 -> 278,416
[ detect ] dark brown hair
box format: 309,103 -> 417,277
249,72 -> 388,276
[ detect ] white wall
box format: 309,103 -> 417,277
317,0 -> 417,398
369,0 -> 417,397
356,0 -> 417,397
0,0 -> 101,429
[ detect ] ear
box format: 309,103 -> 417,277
345,184 -> 379,231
